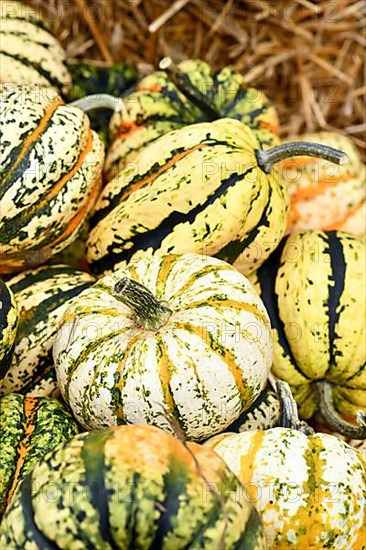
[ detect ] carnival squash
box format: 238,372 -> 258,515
281,132 -> 365,235
0,1 -> 71,95
53,253 -> 272,440
0,279 -> 18,380
249,230 -> 366,438
1,424 -> 266,549
0,393 -> 78,517
1,265 -> 95,397
205,383 -> 366,549
0,85 -> 104,274
87,118 -> 290,276
105,57 -> 280,179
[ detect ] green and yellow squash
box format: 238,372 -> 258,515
0,279 -> 18,380
205,383 -> 366,549
105,57 -> 280,179
281,133 -> 366,235
53,253 -> 272,440
0,393 -> 78,517
0,1 -> 71,95
87,118 -> 289,276
249,230 -> 366,437
0,85 -> 104,274
1,265 -> 95,397
0,423 -> 266,549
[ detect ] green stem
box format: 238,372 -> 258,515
159,57 -> 220,121
113,277 -> 172,331
70,93 -> 126,114
316,380 -> 366,439
255,142 -> 348,174
277,380 -> 314,435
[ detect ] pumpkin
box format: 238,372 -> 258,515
67,61 -> 138,145
281,132 -> 366,234
0,393 -> 78,517
1,424 -> 266,549
0,1 -> 71,95
224,383 -> 281,434
249,230 -> 366,438
105,57 -> 280,180
0,279 -> 18,380
205,382 -> 366,549
0,265 -> 95,397
53,253 -> 273,440
0,85 -> 104,274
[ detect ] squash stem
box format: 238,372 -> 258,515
316,380 -> 366,439
159,57 -> 220,121
255,142 -> 348,174
277,380 -> 314,435
70,94 -> 126,114
113,277 -> 172,331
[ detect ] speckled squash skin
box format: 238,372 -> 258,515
0,279 -> 18,381
106,58 -> 280,179
0,265 -> 95,397
0,1 -> 71,95
280,133 -> 366,235
0,393 -> 78,517
249,230 -> 366,423
205,428 -> 366,549
0,424 -> 266,549
87,118 -> 288,277
224,384 -> 281,434
0,86 -> 104,274
53,253 -> 272,440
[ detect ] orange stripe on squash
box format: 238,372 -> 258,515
259,120 -> 279,136
6,398 -> 38,507
115,143 -> 207,206
3,98 -> 63,185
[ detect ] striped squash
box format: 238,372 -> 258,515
106,58 -> 280,179
0,265 -> 95,397
0,1 -> 71,95
205,428 -> 366,549
281,133 -> 366,235
87,118 -> 288,276
224,384 -> 281,434
53,253 -> 273,440
0,279 -> 18,380
0,393 -> 78,517
0,86 -> 104,274
249,230 -> 366,428
0,424 -> 266,549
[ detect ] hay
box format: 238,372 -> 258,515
25,0 -> 365,158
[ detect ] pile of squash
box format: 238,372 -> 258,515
0,2 -> 365,548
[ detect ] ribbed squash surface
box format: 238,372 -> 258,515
1,424 -> 266,549
0,86 -> 104,274
0,393 -> 78,517
87,118 -> 288,276
206,428 -> 366,549
0,1 -> 71,94
54,253 -> 272,440
250,230 -> 366,421
1,265 -> 95,397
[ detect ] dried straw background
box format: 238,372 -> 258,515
25,0 -> 365,158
